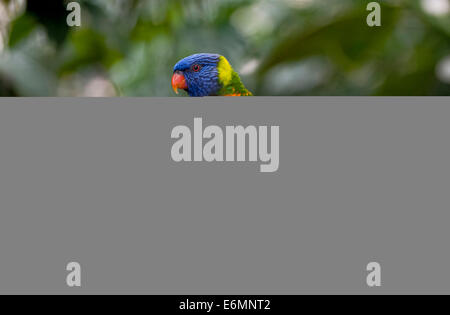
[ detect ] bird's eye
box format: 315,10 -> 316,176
192,64 -> 201,72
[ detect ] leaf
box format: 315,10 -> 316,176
258,3 -> 401,75
59,28 -> 122,75
8,14 -> 37,48
0,50 -> 57,96
408,0 -> 450,38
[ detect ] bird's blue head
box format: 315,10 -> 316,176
172,53 -> 221,97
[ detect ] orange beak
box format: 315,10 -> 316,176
171,71 -> 188,94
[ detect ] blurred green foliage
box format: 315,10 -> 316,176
0,0 -> 449,96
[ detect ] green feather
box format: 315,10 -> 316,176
217,56 -> 252,96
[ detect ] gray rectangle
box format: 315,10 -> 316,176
0,97 -> 449,294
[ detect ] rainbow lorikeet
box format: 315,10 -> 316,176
171,53 -> 253,97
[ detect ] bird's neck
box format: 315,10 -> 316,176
219,71 -> 252,96
217,57 -> 252,96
